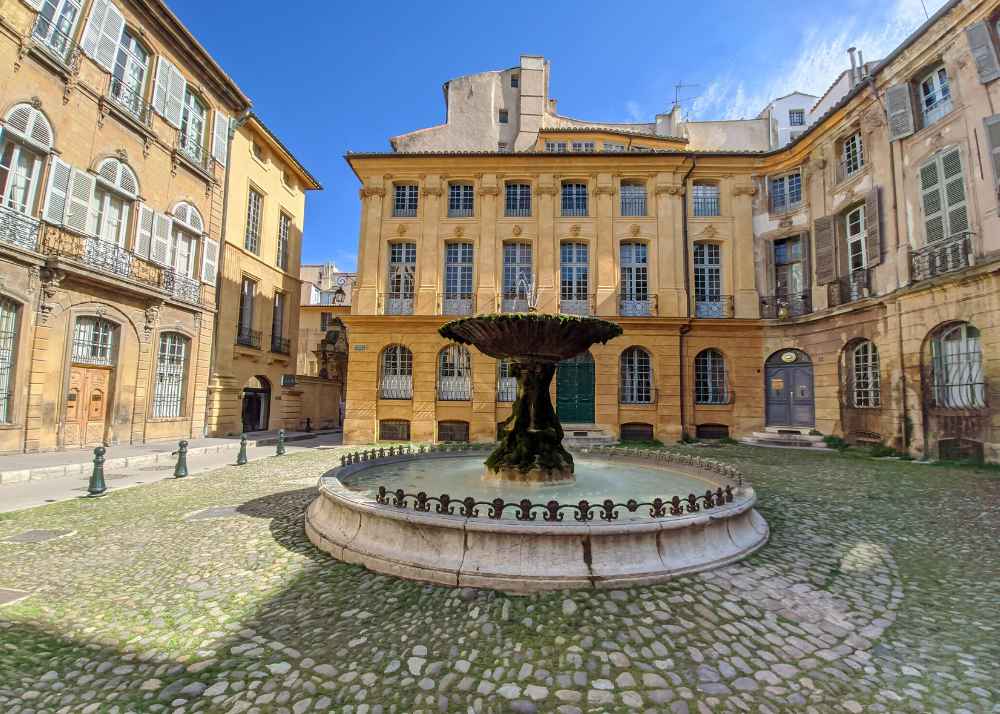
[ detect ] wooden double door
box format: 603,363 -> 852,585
64,365 -> 112,448
557,352 -> 595,424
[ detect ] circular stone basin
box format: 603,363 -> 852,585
305,449 -> 769,592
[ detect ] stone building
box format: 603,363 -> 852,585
342,0 -> 1000,462
0,0 -> 248,453
204,114 -> 321,436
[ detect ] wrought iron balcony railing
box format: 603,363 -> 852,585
379,292 -> 414,315
379,374 -> 413,400
618,292 -> 655,317
437,376 -> 471,401
107,77 -> 154,128
620,195 -> 647,217
505,206 -> 531,218
32,15 -> 81,68
162,268 -> 200,304
910,232 -> 973,283
829,270 -> 870,307
559,293 -> 594,316
694,295 -> 734,318
692,196 -> 721,217
39,228 -> 162,290
271,335 -> 291,355
236,328 -> 261,349
447,206 -> 473,218
0,206 -> 40,252
440,292 -> 474,316
500,295 -> 531,313
392,207 -> 417,218
760,292 -> 812,319
497,377 -> 517,402
176,134 -> 211,172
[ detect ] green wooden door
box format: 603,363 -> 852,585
557,352 -> 595,423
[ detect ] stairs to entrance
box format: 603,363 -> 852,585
562,424 -> 616,448
740,427 -> 830,450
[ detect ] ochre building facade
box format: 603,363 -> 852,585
343,0 -> 1000,463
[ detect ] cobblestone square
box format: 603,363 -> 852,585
0,445 -> 997,713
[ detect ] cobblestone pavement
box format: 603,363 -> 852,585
0,445 -> 997,713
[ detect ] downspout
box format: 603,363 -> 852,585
678,156 -> 696,440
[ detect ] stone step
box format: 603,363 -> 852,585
740,436 -> 830,450
751,431 -> 825,443
561,424 -> 616,448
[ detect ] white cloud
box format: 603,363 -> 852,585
689,0 -> 948,120
625,100 -> 644,122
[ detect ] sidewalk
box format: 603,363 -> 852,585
0,432 -> 343,513
0,429 -> 339,486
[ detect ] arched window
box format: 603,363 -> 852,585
0,297 -> 20,423
438,345 -> 471,401
1,104 -> 52,219
91,158 -> 139,247
560,242 -> 589,314
619,242 -> 649,316
930,323 -> 984,408
152,332 -> 189,418
72,316 -> 116,366
497,359 -> 516,402
380,345 -> 412,399
620,347 -> 652,404
851,341 -> 881,408
109,28 -> 151,120
694,349 -> 728,405
692,181 -> 720,217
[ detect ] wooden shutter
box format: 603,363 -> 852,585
800,231 -> 812,291
941,148 -> 968,237
42,156 -> 72,225
761,240 -> 775,296
23,0 -> 45,9
212,112 -> 230,166
885,84 -> 915,141
151,212 -> 173,266
201,237 -> 219,284
134,203 -> 154,258
94,1 -> 125,72
813,216 -> 836,285
65,168 -> 96,235
920,156 -> 945,243
966,21 -> 1000,84
983,115 -> 1000,196
864,187 -> 882,267
153,57 -> 185,128
79,0 -> 109,62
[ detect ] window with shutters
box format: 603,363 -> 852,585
72,316 -> 116,366
850,340 -> 881,408
179,89 -> 207,165
845,205 -> 867,272
0,138 -> 44,216
502,242 -> 533,311
91,186 -> 128,246
561,181 -> 588,216
0,297 -> 19,423
919,65 -> 952,127
437,345 -> 471,401
152,332 -> 188,418
109,28 -> 150,121
773,236 -> 805,297
271,291 -> 286,353
505,182 -> 531,217
447,182 -> 474,218
245,188 -> 262,253
33,0 -> 83,62
769,171 -> 802,214
379,345 -> 412,399
620,347 -> 653,404
392,183 -> 418,217
919,148 -> 967,245
695,349 -> 729,405
276,212 -> 291,270
168,222 -> 197,278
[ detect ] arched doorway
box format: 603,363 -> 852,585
557,351 -> 595,424
765,349 -> 814,428
242,375 -> 271,433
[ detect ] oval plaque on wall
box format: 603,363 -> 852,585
780,351 -> 797,363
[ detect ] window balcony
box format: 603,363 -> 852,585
500,295 -> 531,313
39,227 -> 162,291
497,377 -> 517,402
910,232 -> 972,283
618,292 -> 655,317
440,292 -> 474,316
31,15 -> 81,69
694,295 -> 734,318
829,271 -> 870,307
162,268 -> 201,305
447,207 -> 473,218
271,335 -> 291,355
559,293 -> 594,316
0,205 -> 40,252
437,376 -> 471,401
505,206 -> 531,218
393,207 -> 417,218
379,374 -> 413,400
107,78 -> 154,128
620,195 -> 647,217
692,196 -> 721,217
561,206 -> 588,218
379,292 -> 414,315
236,328 -> 261,349
176,135 -> 211,174
759,292 -> 811,319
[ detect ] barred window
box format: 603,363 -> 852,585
0,297 -> 18,423
438,345 -> 471,401
152,332 -> 188,418
852,340 -> 881,408
393,184 -> 418,217
694,349 -> 728,405
620,181 -> 646,217
620,347 -> 652,404
561,182 -> 588,217
72,317 -> 115,366
930,323 -> 984,408
505,183 -> 531,217
448,182 -> 474,218
380,344 -> 413,399
497,359 -> 516,402
692,182 -> 720,217
245,188 -> 263,253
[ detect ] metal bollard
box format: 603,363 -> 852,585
236,433 -> 248,465
87,446 -> 107,497
173,440 -> 189,478
276,429 -> 286,456
304,417 -> 312,433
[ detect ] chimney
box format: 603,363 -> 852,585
858,49 -> 865,78
847,47 -> 858,88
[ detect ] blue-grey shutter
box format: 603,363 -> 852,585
885,84 -> 914,141
966,21 -> 1000,84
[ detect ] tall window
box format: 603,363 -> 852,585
90,159 -> 137,248
179,89 -> 206,164
110,29 -> 149,119
443,243 -> 473,314
692,182 -> 720,217
272,291 -> 285,339
245,188 -> 263,253
169,223 -> 197,278
277,213 -> 291,270
0,298 -> 18,423
841,132 -> 864,179
0,137 -> 44,217
152,333 -> 188,418
32,0 -> 82,60
620,181 -> 646,217
851,341 -> 881,408
505,183 -> 531,217
789,109 -> 805,126
920,65 -> 952,126
846,205 -> 867,272
497,359 -> 516,402
438,345 -> 471,401
502,243 -> 532,311
560,242 -> 589,314
769,171 -> 802,213
694,349 -> 728,405
619,242 -> 649,316
561,182 -> 588,217
773,236 -> 804,297
448,182 -> 474,218
920,148 -> 967,244
393,184 -> 418,217
386,242 -> 416,314
380,345 -> 413,399
72,317 -> 115,366
620,347 -> 652,404
930,323 -> 984,408
237,277 -> 256,346
693,243 -> 723,317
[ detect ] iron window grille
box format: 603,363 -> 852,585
692,183 -> 720,217
443,243 -> 474,315
152,333 -> 187,418
448,183 -> 474,218
497,359 -> 517,402
245,189 -> 263,253
769,172 -> 802,214
0,297 -> 17,423
386,242 -> 416,314
560,242 -> 590,315
505,183 -> 531,217
619,242 -> 650,316
851,341 -> 881,408
693,243 -> 723,317
620,347 -> 653,404
379,419 -> 411,441
393,184 -> 418,217
620,182 -> 647,217
930,324 -> 985,409
438,420 -> 470,443
380,345 -> 413,400
561,182 -> 588,217
695,349 -> 729,405
438,345 -> 472,401
72,317 -> 115,366
277,213 -> 291,270
502,243 -> 532,312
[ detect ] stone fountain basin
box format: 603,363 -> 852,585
305,450 -> 769,592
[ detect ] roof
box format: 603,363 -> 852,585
246,113 -> 323,190
538,126 -> 688,143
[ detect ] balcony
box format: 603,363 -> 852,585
910,232 -> 973,283
440,292 -> 474,316
447,206 -> 473,219
379,292 -> 414,315
829,270 -> 870,307
760,292 -> 812,319
162,268 -> 200,304
236,328 -> 261,350
393,207 -> 417,218
692,196 -> 721,217
31,15 -> 81,69
106,77 -> 154,128
40,228 -> 162,290
379,374 -> 412,400
437,376 -> 471,401
0,206 -> 40,252
620,195 -> 647,217
559,293 -> 594,316
497,377 -> 517,402
500,295 -> 531,313
618,292 -> 655,317
176,134 -> 212,174
694,295 -> 734,318
271,335 -> 291,355
505,205 -> 531,218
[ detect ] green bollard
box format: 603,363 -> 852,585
276,429 -> 286,456
87,446 -> 107,497
236,433 -> 248,465
174,440 -> 189,478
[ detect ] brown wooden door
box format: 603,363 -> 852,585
64,366 -> 111,448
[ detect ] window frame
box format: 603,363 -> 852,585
437,344 -> 472,401
379,344 -> 413,400
392,183 -> 419,218
179,88 -> 207,164
694,349 -> 729,405
109,27 -> 151,120
276,211 -> 291,271
447,182 -> 475,218
560,181 -> 588,217
930,323 -> 985,409
691,182 -> 721,217
71,316 -> 116,367
919,64 -> 952,127
244,187 -> 263,254
845,204 -> 867,272
498,109 -> 509,124
151,331 -> 189,419
851,340 -> 881,408
0,138 -> 44,216
789,109 -> 805,126
769,170 -> 802,214
620,346 -> 653,404
841,132 -> 865,179
0,297 -> 20,424
619,180 -> 647,217
504,182 -> 531,217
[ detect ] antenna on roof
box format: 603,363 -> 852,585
673,81 -> 701,109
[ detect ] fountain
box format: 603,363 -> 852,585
305,313 -> 768,591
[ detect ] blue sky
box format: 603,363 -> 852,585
167,0 -> 946,270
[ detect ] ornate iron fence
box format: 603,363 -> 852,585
759,292 -> 811,319
162,269 -> 200,304
559,293 -> 594,316
32,15 -> 81,67
830,270 -> 870,307
618,292 -> 654,317
271,335 -> 291,355
379,374 -> 413,400
107,77 -> 154,127
694,295 -> 734,318
379,292 -> 414,315
910,233 -> 973,283
0,206 -> 40,252
236,328 -> 261,349
40,228 -> 162,289
440,292 -> 474,316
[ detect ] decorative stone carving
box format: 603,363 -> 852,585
594,185 -> 616,196
37,268 -> 66,325
420,186 -> 442,197
26,266 -> 40,296
30,96 -> 42,110
478,185 -> 499,196
699,225 -> 719,240
630,224 -> 641,237
512,225 -> 523,237
359,186 -> 386,199
395,224 -> 407,236
654,184 -> 685,196
143,302 -> 162,342
454,226 -> 465,238
570,225 -> 581,237
536,185 -> 558,196
115,148 -> 129,162
779,217 -> 793,229
732,185 -> 757,196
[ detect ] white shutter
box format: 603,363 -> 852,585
150,212 -> 173,266
201,237 -> 219,284
885,83 -> 915,141
212,111 -> 230,166
135,203 -> 154,258
941,148 -> 968,237
153,57 -> 185,128
23,0 -> 45,10
966,21 -> 1000,84
983,115 -> 1000,198
920,156 -> 945,243
42,157 -> 72,225
94,1 -> 126,73
79,0 -> 108,62
65,168 -> 96,235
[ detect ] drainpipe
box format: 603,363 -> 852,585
678,157 -> 696,439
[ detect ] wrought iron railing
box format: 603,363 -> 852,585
620,195 -> 647,217
910,232 -> 973,283
107,77 -> 154,127
379,292 -> 414,315
379,374 -> 412,400
236,328 -> 261,349
437,376 -> 471,401
559,293 -> 594,316
759,292 -> 811,319
620,385 -> 657,405
162,268 -> 200,304
271,335 -> 291,355
692,195 -> 720,217
505,205 -> 531,218
176,134 -> 211,172
0,206 -> 40,252
500,295 -> 531,313
393,207 -> 417,218
830,270 -> 870,307
694,295 -> 734,318
39,228 -> 162,289
618,292 -> 654,317
32,15 -> 80,67
695,386 -> 734,406
924,359 -> 987,411
448,206 -> 473,218
440,292 -> 474,316
497,377 -> 517,402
